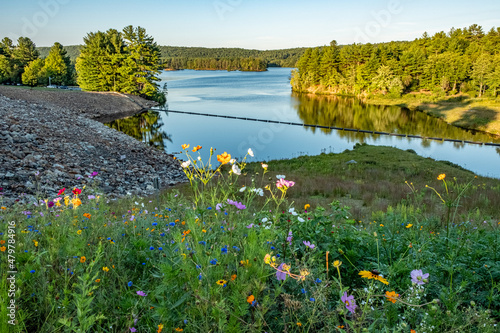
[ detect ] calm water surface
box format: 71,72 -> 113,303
105,68 -> 500,178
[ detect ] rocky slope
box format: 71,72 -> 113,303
0,87 -> 185,204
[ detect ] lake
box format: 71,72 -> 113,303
105,68 -> 500,178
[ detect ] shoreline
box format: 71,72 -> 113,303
294,87 -> 500,137
0,86 -> 185,203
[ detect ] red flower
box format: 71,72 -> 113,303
72,188 -> 82,195
58,188 -> 65,195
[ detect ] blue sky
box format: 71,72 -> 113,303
1,0 -> 499,49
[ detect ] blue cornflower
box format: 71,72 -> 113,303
169,222 -> 175,226
149,246 -> 154,250
198,273 -> 202,280
152,222 -> 158,226
309,298 -> 315,302
142,263 -> 146,265
301,288 -> 306,294
158,247 -> 163,250
270,246 -> 275,250
160,233 -> 165,236
184,319 -> 188,324
232,246 -> 240,251
207,207 -> 212,210
30,270 -> 36,273
196,265 -> 201,269
128,281 -> 133,287
210,259 -> 218,265
315,278 -> 322,283
276,254 -> 280,258
221,247 -> 228,253
199,241 -> 206,245
107,237 -> 111,240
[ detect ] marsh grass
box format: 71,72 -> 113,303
0,145 -> 499,332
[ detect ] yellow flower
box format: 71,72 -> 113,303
77,230 -> 82,235
102,266 -> 109,272
282,263 -> 291,272
264,254 -> 271,264
33,240 -> 38,247
192,145 -> 202,152
333,260 -> 342,268
299,269 -> 310,277
1,206 -> 6,210
217,152 -> 231,164
359,270 -> 389,285
216,279 -> 227,286
297,322 -> 302,327
95,279 -> 101,283
304,204 -> 310,210
80,256 -> 86,263
385,291 -> 399,303
157,324 -> 164,333
55,200 -> 61,207
64,196 -> 70,206
202,229 -> 206,233
175,328 -> 183,332
437,174 -> 446,180
181,144 -> 190,150
406,224 -> 413,228
72,198 -> 82,208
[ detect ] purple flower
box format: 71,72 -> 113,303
47,201 -> 54,208
276,263 -> 288,281
227,199 -> 246,210
303,241 -> 315,249
410,269 -> 429,285
129,327 -> 137,332
341,291 -> 357,314
246,223 -> 254,228
88,195 -> 96,200
136,291 -> 147,296
286,231 -> 293,245
216,203 -> 223,211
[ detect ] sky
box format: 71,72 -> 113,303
1,0 -> 500,50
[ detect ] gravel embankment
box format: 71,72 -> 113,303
0,86 -> 185,203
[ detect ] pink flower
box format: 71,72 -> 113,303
276,179 -> 295,189
136,291 -> 147,296
303,241 -> 315,249
341,292 -> 357,313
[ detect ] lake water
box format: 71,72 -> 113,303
105,68 -> 500,178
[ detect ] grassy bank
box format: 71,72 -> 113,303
365,94 -> 500,136
1,145 -> 499,332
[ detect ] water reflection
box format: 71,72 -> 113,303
292,93 -> 500,145
104,111 -> 172,150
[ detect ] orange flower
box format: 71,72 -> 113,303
182,230 -> 191,236
0,246 -> 5,252
1,206 -> 6,210
296,322 -> 302,327
181,144 -> 190,150
72,198 -> 82,208
231,274 -> 237,281
304,204 -> 310,210
217,152 -> 231,165
95,279 -> 101,283
385,291 -> 399,303
192,145 -> 202,152
437,174 -> 446,180
175,328 -> 183,332
83,213 -> 91,219
247,295 -> 255,304
0,240 -> 5,245
157,323 -> 164,333
80,256 -> 86,263
411,330 -> 416,333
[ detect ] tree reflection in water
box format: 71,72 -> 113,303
292,93 -> 500,146
104,111 -> 171,150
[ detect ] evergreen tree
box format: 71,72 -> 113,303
22,58 -> 45,87
43,42 -> 72,85
11,37 -> 39,83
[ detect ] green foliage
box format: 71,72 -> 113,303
293,24 -> 500,98
43,42 -> 72,85
76,26 -> 166,104
21,58 -> 46,87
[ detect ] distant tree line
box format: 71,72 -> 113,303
291,24 -> 500,98
163,57 -> 267,71
159,46 -> 306,68
0,37 -> 74,86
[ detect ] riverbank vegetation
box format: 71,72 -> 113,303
164,56 -> 267,71
1,145 -> 499,332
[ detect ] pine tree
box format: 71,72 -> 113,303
43,42 -> 71,85
11,37 -> 39,83
22,58 -> 45,87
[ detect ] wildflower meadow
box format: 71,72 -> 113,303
0,145 -> 499,332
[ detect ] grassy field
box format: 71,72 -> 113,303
1,145 -> 499,332
366,94 -> 500,136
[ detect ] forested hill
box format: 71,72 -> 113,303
37,45 -> 307,68
291,25 -> 500,98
